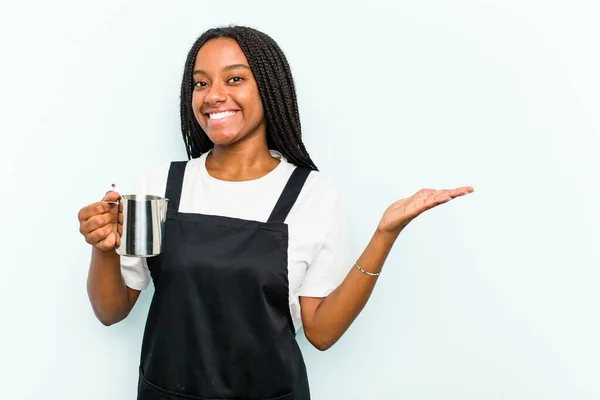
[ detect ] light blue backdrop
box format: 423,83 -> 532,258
1,0 -> 598,398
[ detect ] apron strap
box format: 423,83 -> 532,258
165,161 -> 187,212
267,167 -> 312,224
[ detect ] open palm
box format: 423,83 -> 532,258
378,186 -> 474,234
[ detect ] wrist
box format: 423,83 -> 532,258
374,227 -> 400,244
92,246 -> 120,261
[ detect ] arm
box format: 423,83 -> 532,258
301,186 -> 474,351
301,229 -> 396,350
87,247 -> 141,326
79,190 -> 142,326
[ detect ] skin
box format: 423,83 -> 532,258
78,38 -> 474,350
192,38 -> 279,181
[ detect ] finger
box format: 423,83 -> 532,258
95,201 -> 120,227
445,186 -> 474,199
430,187 -> 472,205
82,212 -> 113,234
78,202 -> 111,222
96,232 -> 117,250
86,224 -> 115,245
108,202 -> 120,222
433,190 -> 453,202
103,191 -> 122,202
456,186 -> 475,196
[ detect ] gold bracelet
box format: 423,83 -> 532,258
354,262 -> 381,277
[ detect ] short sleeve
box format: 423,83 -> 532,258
297,187 -> 351,298
121,256 -> 151,291
119,162 -> 170,291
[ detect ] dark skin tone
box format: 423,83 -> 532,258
79,38 -> 474,349
191,38 -> 278,181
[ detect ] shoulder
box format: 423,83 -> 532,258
293,168 -> 343,217
133,161 -> 179,196
135,155 -> 208,196
304,169 -> 341,200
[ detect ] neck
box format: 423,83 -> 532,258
207,135 -> 280,181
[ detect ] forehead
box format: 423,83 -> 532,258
194,38 -> 249,71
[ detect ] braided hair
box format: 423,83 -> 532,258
180,26 -> 318,171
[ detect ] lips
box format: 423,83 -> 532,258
204,110 -> 239,126
209,110 -> 236,120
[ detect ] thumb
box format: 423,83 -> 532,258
102,190 -> 121,202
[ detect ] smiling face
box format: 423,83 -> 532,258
191,38 -> 266,146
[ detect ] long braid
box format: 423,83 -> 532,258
180,40 -> 211,158
179,26 -> 318,171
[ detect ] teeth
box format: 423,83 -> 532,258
209,111 -> 236,120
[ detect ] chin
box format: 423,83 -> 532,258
206,131 -> 242,145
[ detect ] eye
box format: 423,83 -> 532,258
194,81 -> 208,88
228,76 -> 243,84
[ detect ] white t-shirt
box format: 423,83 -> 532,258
121,150 -> 350,332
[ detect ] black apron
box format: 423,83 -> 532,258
137,161 -> 311,400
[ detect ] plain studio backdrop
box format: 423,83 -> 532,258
1,0 -> 598,399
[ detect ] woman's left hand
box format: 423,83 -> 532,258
377,186 -> 474,237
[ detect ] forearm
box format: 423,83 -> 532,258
87,247 -> 132,326
306,229 -> 399,349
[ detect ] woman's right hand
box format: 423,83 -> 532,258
78,191 -> 123,251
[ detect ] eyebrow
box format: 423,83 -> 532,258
193,64 -> 251,75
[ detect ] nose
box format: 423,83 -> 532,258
204,82 -> 227,105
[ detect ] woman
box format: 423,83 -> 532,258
78,26 -> 473,400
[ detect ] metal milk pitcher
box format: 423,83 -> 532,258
116,194 -> 169,257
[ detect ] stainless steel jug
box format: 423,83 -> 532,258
116,194 -> 169,257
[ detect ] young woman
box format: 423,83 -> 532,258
78,26 -> 473,400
